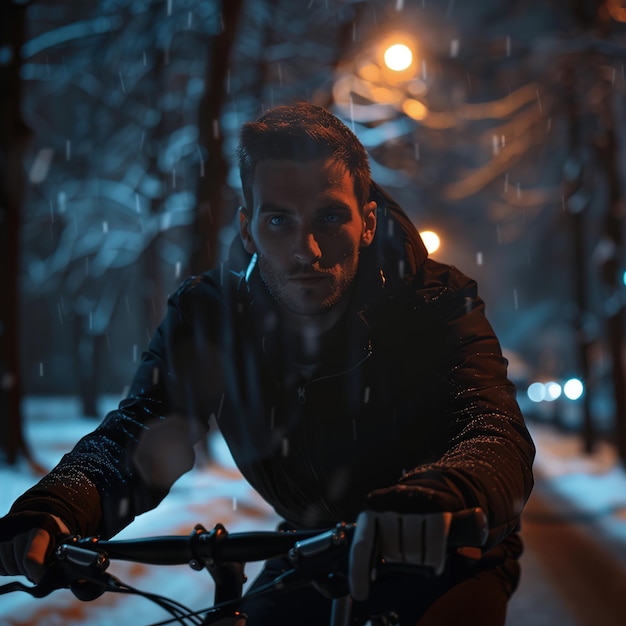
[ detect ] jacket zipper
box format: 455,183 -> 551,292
296,339 -> 372,404
261,308 -> 373,405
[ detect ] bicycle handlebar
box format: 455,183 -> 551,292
0,506 -> 489,620
67,507 -> 487,567
75,527 -> 324,566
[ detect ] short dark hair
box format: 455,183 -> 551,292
237,103 -> 371,210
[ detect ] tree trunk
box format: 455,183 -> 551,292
190,0 -> 245,274
0,1 -> 33,466
592,18 -> 626,464
562,58 -> 595,453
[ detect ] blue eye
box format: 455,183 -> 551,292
322,212 -> 348,225
268,215 -> 287,226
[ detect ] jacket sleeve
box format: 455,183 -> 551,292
6,277 -> 216,540
366,264 -> 535,551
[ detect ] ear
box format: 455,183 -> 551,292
360,201 -> 377,248
238,207 -> 257,254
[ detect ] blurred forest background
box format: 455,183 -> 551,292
0,0 -> 625,464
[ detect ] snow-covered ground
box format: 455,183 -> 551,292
1,396 -> 626,625
530,420 -> 626,546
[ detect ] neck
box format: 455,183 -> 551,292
281,293 -> 351,340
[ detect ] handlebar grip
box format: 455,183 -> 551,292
56,545 -> 110,571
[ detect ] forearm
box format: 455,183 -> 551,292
367,380 -> 534,550
8,409 -> 171,538
367,279 -> 535,548
9,465 -> 102,538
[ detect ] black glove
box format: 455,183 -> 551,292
348,510 -> 452,602
0,512 -> 70,583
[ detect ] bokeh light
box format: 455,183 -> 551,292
403,98 -> 428,120
563,378 -> 584,400
420,230 -> 440,254
384,43 -> 413,71
544,382 -> 562,402
527,382 -> 545,403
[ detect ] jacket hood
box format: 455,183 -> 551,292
364,181 -> 428,287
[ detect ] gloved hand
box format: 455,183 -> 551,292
0,512 -> 70,583
348,510 -> 452,602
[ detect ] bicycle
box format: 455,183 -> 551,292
0,507 -> 488,626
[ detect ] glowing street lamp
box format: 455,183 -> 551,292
332,32 -> 422,114
384,43 -> 413,72
419,230 -> 440,254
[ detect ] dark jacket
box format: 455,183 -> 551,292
8,184 -> 534,588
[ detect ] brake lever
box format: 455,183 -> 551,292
283,523 -> 354,600
0,561 -> 74,599
55,541 -> 119,601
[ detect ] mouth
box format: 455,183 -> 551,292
289,274 -> 330,286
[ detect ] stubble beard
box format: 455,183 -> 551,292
256,253 -> 358,316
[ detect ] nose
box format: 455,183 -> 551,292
294,230 -> 322,265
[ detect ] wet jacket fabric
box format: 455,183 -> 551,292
8,183 -> 534,590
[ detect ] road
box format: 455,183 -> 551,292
507,474 -> 626,626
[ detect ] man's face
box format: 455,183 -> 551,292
239,157 -> 376,316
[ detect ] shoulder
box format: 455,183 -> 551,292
405,258 -> 481,317
365,260 -> 483,340
167,264 -> 246,318
417,258 -> 477,293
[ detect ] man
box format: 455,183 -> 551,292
0,103 -> 534,625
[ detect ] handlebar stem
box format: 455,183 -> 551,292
190,523 -> 248,605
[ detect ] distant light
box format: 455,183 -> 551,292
357,61 -> 380,82
419,230 -> 440,254
623,269 -> 626,286
384,43 -> 413,71
527,382 -> 545,403
544,382 -> 562,402
563,378 -> 584,400
402,98 -> 427,120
